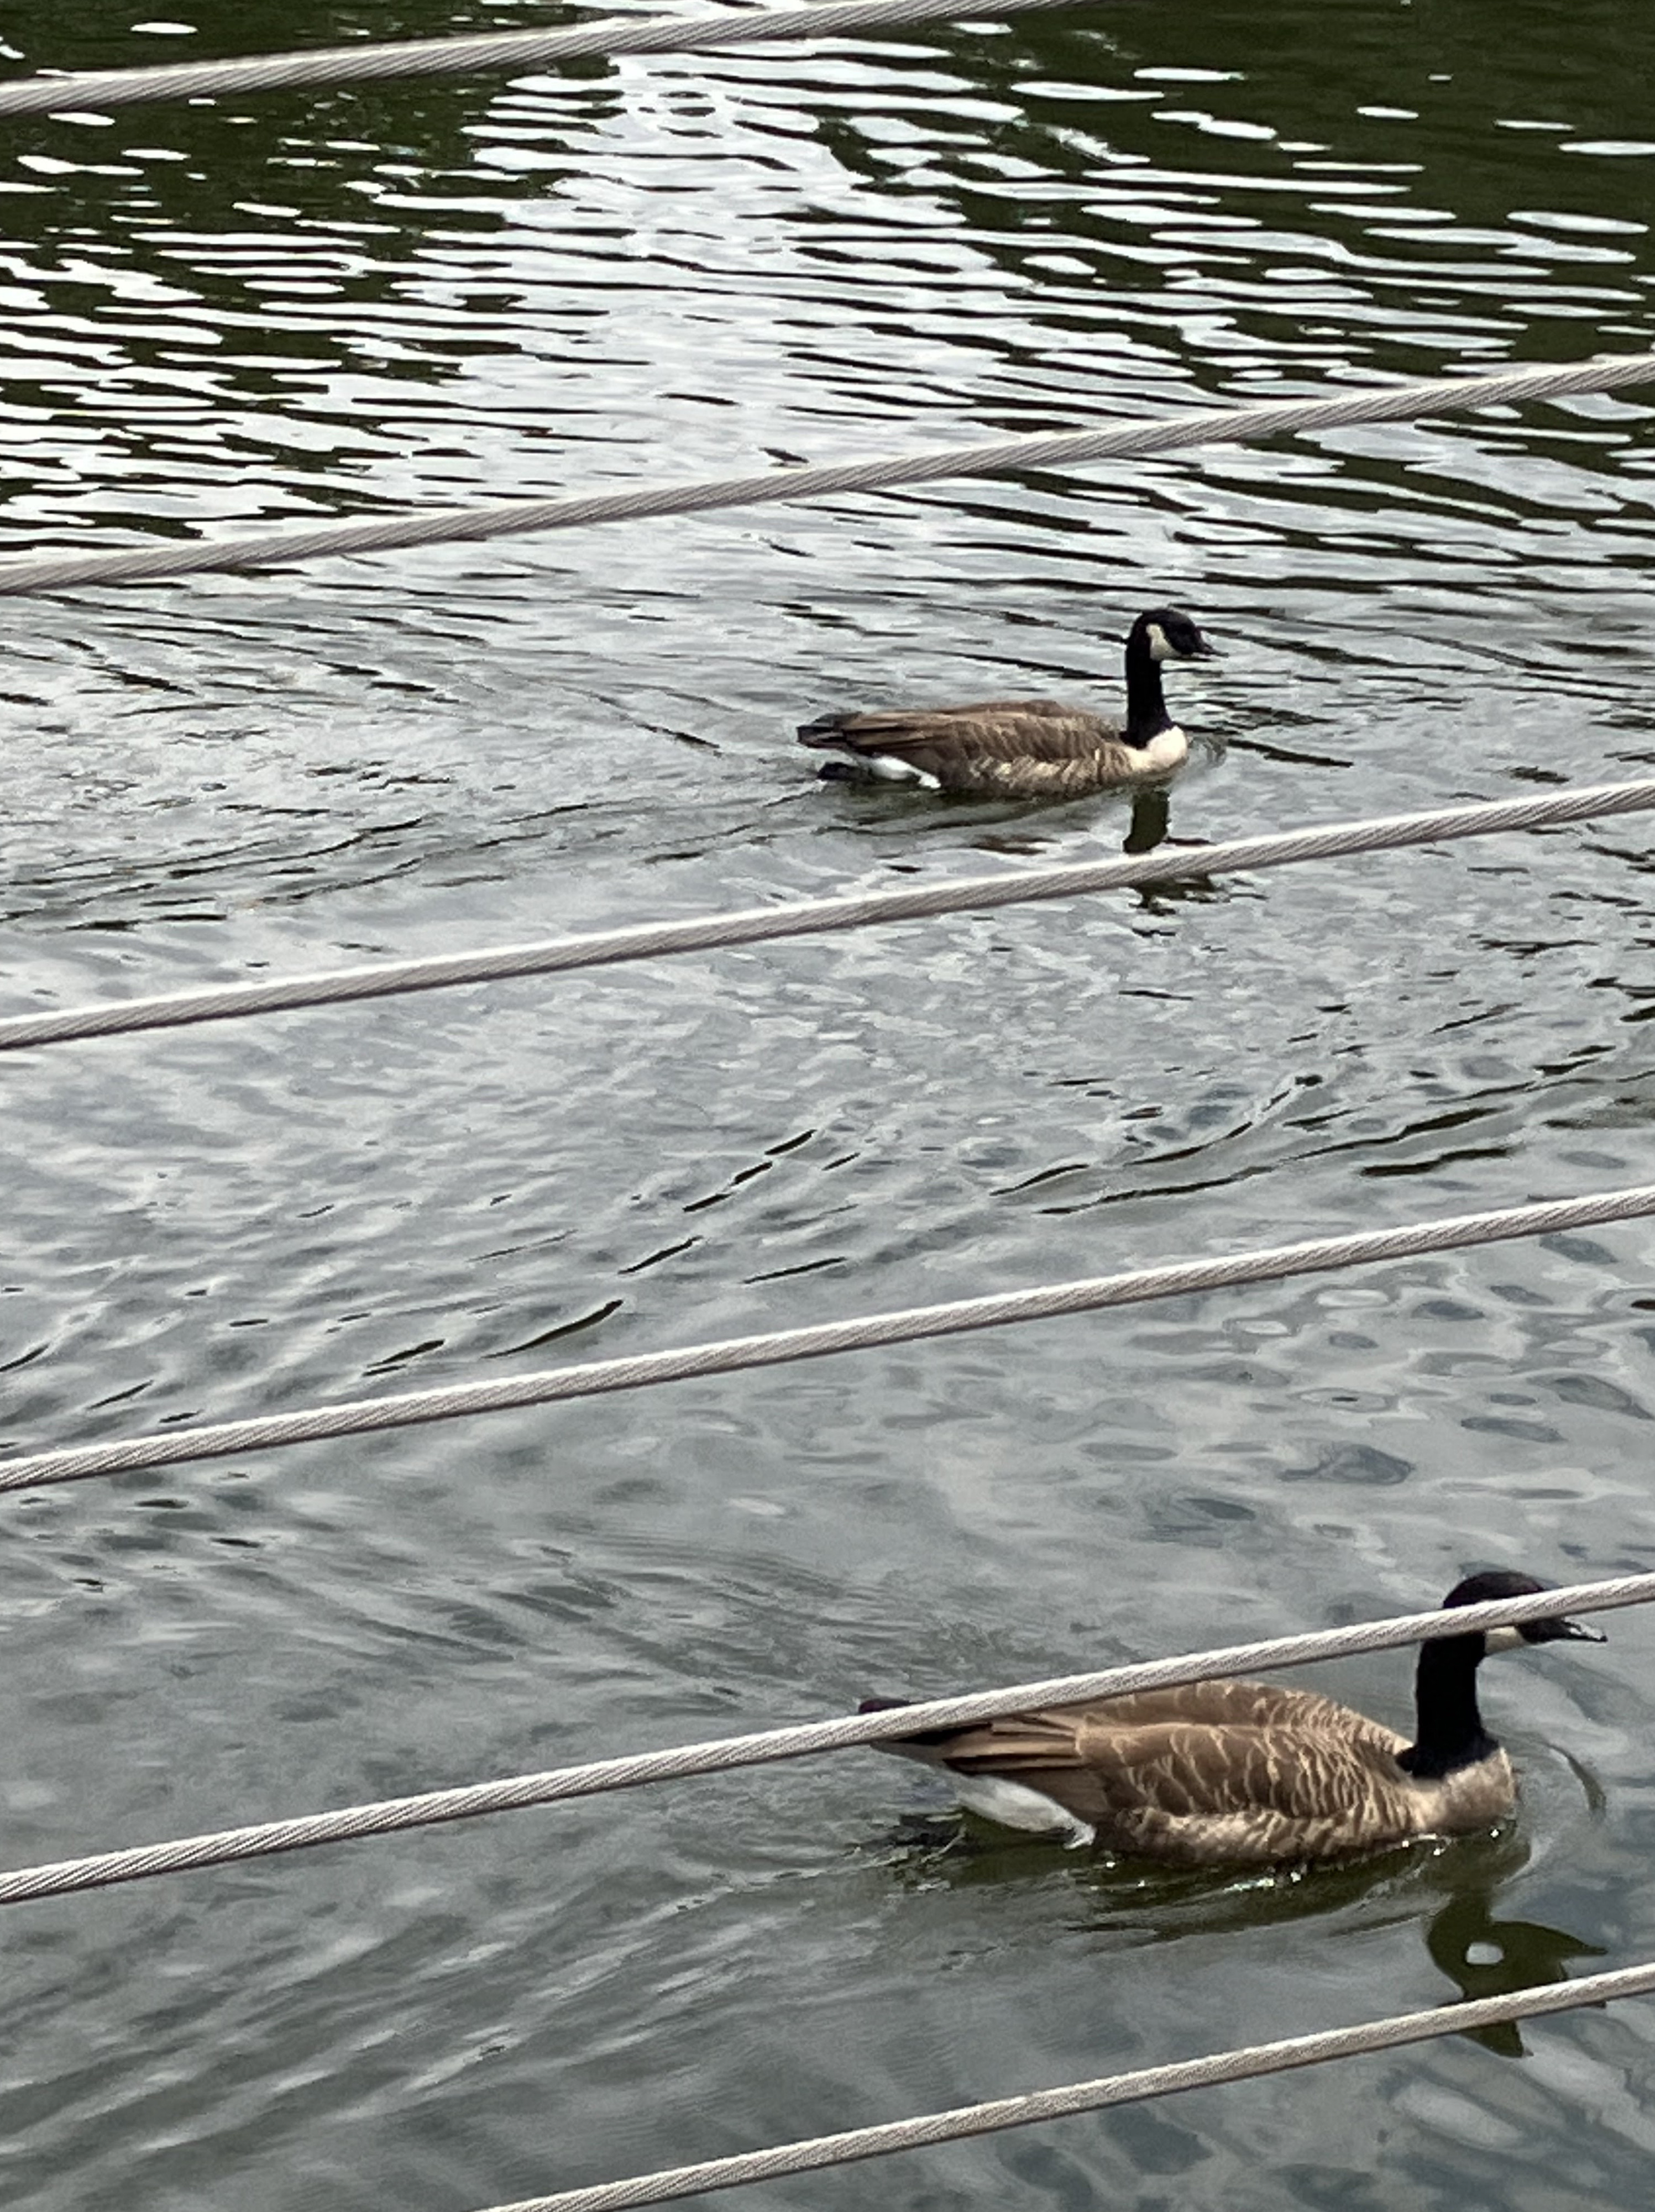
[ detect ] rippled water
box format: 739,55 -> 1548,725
3,1 -> 1655,2206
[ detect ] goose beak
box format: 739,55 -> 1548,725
1558,1616 -> 1607,1643
1191,632 -> 1223,659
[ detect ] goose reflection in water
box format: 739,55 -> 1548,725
1426,1884 -> 1605,2057
873,1810 -> 1604,2064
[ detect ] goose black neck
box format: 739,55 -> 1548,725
1122,625 -> 1173,746
1397,1632 -> 1497,1779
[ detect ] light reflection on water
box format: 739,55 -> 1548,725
2,2 -> 1655,2208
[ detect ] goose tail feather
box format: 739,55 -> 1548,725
858,1696 -> 961,1753
797,712 -> 851,747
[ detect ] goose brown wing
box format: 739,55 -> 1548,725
914,1694 -> 1412,1857
907,1708 -> 1096,1779
852,699 -> 1075,724
897,1681 -> 1387,1783
1074,1680 -> 1371,1733
803,702 -> 1123,766
1069,1716 -> 1410,1826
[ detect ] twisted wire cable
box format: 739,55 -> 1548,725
0,1572 -> 1650,1905
0,354 -> 1651,597
485,1958 -> 1655,2211
0,1183 -> 1652,1497
4,780 -> 1654,1053
0,0 -> 1098,120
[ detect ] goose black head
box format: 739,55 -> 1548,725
1131,606 -> 1221,665
1443,1569 -> 1606,1652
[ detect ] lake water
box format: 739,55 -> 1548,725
3,1 -> 1655,2206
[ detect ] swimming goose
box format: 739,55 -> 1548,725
861,1572 -> 1602,1867
798,606 -> 1221,798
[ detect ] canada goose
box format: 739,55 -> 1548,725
797,606 -> 1221,798
861,1572 -> 1604,1867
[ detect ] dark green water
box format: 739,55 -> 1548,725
3,2 -> 1655,2206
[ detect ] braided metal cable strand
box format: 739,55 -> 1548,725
0,354 -> 1651,597
3,780 -> 1654,1053
1,1183 -> 1653,1494
0,1572 -> 1650,1905
490,1959 -> 1655,2212
0,0 -> 1097,120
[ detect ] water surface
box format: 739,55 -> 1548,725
3,1 -> 1655,2206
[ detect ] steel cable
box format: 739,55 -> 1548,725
0,354 -> 1651,597
480,1958 -> 1655,2211
1,1183 -> 1653,1494
0,0 -> 1099,120
4,780 -> 1654,1052
0,1572 -> 1649,1905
